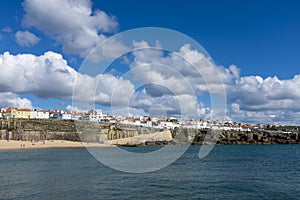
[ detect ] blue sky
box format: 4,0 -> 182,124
96,0 -> 300,79
0,0 -> 300,124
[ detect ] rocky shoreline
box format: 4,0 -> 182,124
187,129 -> 300,145
0,118 -> 299,146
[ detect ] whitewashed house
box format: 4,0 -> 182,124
0,108 -> 6,118
88,110 -> 103,121
158,121 -> 180,129
62,112 -> 72,120
31,109 -> 50,119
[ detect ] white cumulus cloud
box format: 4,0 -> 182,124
0,51 -> 135,109
22,0 -> 118,57
15,30 -> 41,47
0,51 -> 76,98
73,73 -> 135,106
125,40 -> 300,123
0,92 -> 32,109
116,41 -> 230,119
130,42 -> 235,96
227,74 -> 300,124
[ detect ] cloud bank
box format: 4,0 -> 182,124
1,41 -> 300,124
0,51 -> 134,109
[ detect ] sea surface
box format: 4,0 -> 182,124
0,145 -> 299,200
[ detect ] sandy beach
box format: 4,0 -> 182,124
0,140 -> 115,150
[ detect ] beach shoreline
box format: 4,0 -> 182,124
0,140 -> 115,150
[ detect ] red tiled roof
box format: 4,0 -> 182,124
16,108 -> 31,112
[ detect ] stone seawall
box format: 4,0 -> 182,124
105,130 -> 173,145
0,119 -> 161,143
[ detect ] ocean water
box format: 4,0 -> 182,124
0,145 -> 299,200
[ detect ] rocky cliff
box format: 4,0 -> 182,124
0,118 -> 160,143
1,118 -> 299,145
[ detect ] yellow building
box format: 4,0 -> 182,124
6,108 -> 31,119
15,108 -> 31,119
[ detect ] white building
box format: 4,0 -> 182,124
182,120 -> 210,129
88,110 -> 103,121
0,108 -> 6,118
31,109 -> 50,119
62,112 -> 72,120
146,120 -> 152,127
158,121 -> 180,129
73,112 -> 84,120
